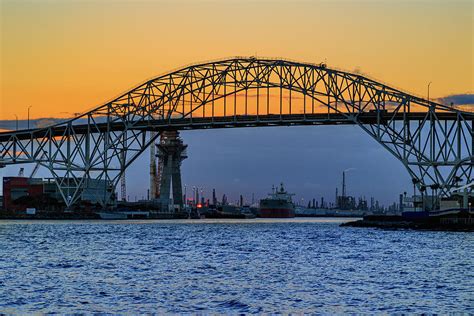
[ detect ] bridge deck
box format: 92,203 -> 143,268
0,112 -> 471,142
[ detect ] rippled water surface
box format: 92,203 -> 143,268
0,218 -> 472,313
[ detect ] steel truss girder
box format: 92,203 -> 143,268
0,57 -> 472,207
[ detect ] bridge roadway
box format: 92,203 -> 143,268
0,111 -> 469,142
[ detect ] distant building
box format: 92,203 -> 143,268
3,177 -> 44,211
2,176 -> 115,212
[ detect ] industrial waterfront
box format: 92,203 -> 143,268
2,130 -> 472,229
0,168 -> 401,220
1,128 -> 398,219
0,218 -> 472,314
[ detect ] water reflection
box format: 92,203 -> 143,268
0,218 -> 471,313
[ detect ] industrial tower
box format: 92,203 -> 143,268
155,131 -> 187,210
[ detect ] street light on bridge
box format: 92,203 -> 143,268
13,114 -> 18,130
427,82 -> 432,105
27,105 -> 33,129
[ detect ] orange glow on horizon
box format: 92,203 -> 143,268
1,1 -> 472,121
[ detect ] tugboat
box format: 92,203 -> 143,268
259,183 -> 295,218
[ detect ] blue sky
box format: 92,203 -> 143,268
179,125 -> 410,206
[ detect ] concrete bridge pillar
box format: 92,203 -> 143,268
156,131 -> 187,211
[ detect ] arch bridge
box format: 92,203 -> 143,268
0,57 -> 473,207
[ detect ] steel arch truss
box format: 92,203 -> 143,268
1,57 -> 473,207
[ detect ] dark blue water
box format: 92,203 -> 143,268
0,218 -> 472,313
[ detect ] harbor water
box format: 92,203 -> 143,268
0,218 -> 472,313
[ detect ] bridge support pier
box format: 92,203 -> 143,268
156,131 -> 187,212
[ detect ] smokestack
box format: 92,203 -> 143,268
212,188 -> 217,205
342,171 -> 346,198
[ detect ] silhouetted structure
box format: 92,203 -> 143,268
0,58 -> 472,208
156,131 -> 187,210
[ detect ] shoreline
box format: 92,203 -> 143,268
341,214 -> 474,232
0,214 -> 361,220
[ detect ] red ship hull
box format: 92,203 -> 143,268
259,208 -> 295,218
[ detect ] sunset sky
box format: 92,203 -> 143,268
1,0 -> 472,120
0,0 -> 473,204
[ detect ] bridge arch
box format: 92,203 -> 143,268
1,57 -> 473,207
